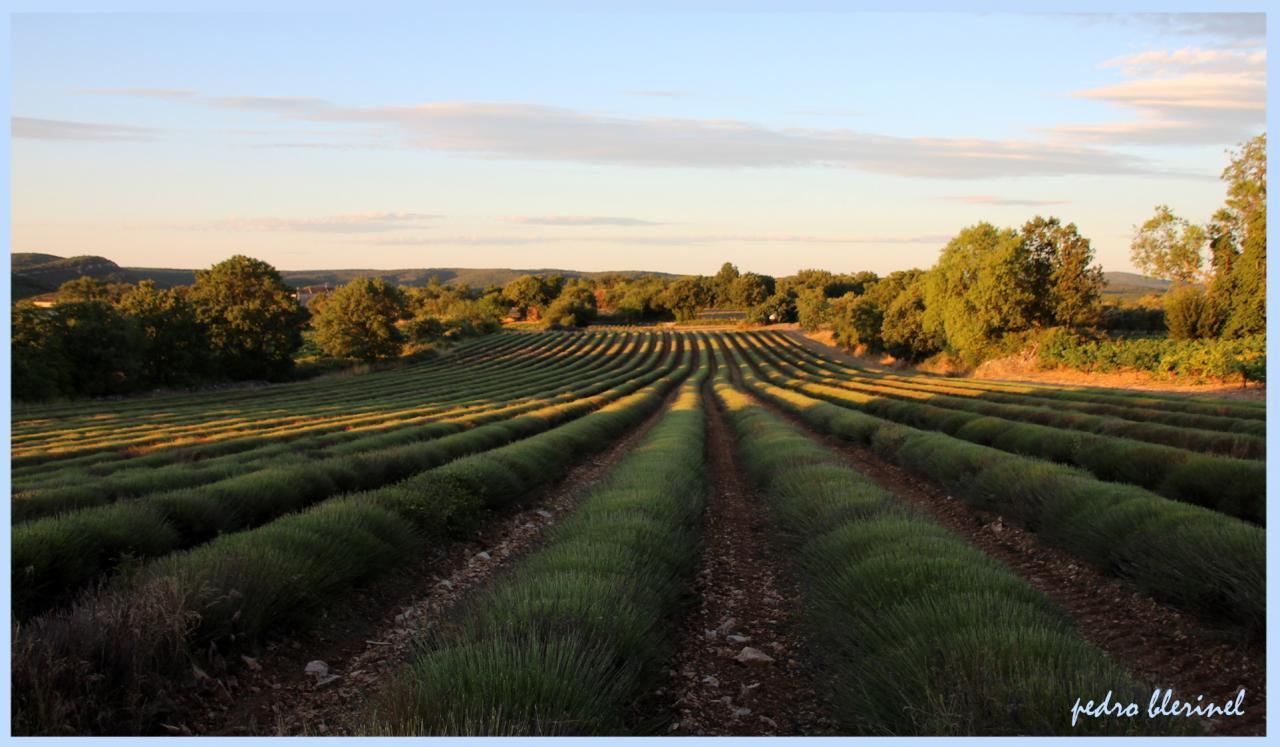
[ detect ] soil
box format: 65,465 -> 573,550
655,385 -> 834,736
752,393 -> 1266,737
790,329 -> 1266,402
174,386 -> 683,737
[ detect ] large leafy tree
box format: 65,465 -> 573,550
311,276 -> 408,361
11,303 -> 73,400
1218,133 -> 1265,338
57,276 -> 112,303
542,284 -> 599,329
729,272 -> 775,309
188,255 -> 307,380
116,281 -> 209,387
711,262 -> 741,306
661,276 -> 712,321
923,223 -> 1036,362
881,273 -> 938,360
502,274 -> 562,320
1021,216 -> 1104,329
56,300 -> 145,396
1129,205 -> 1208,284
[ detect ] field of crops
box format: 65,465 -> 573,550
11,330 -> 1265,736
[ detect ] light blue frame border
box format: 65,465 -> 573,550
0,1 -> 1272,743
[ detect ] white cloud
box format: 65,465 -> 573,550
12,116 -> 158,142
1102,47 -> 1266,76
500,215 -> 665,226
212,95 -> 333,114
947,196 -> 1068,207
99,89 -> 1156,178
292,100 -> 1155,179
1051,46 -> 1264,146
208,212 -> 438,233
38,86 -> 1193,178
362,232 -> 949,247
79,87 -> 197,99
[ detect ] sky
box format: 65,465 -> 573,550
9,11 -> 1268,277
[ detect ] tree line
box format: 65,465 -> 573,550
13,134 -> 1262,400
743,134 -> 1265,366
12,256 -> 509,401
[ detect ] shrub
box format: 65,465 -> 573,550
1162,285 -> 1219,340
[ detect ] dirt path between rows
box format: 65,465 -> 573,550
751,393 -> 1266,737
656,384 -> 834,736
178,385 -> 685,737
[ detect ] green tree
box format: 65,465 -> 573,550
188,255 -> 307,380
57,276 -> 111,303
502,274 -> 560,320
1130,205 -> 1208,284
752,289 -> 798,324
881,275 -> 938,360
1162,285 -> 1218,340
311,276 -> 408,361
729,273 -> 775,308
831,294 -> 884,349
57,300 -> 145,396
711,262 -> 741,306
542,284 -> 599,329
795,288 -> 832,330
661,277 -> 712,321
116,281 -> 208,387
827,269 -> 924,351
1219,134 -> 1266,338
1021,216 -> 1104,328
11,303 -> 72,400
923,223 -> 1036,362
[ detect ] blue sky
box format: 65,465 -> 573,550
10,11 -> 1267,276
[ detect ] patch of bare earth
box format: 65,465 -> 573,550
790,329 -> 1264,402
754,395 -> 1265,737
174,390 -> 681,737
655,386 -> 834,737
972,355 -> 1263,402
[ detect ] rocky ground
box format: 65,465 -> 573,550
656,387 -> 834,736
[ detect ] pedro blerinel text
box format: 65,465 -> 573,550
1072,689 -> 1247,727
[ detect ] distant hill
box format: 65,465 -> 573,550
10,253 -> 678,301
11,255 -> 138,299
1102,271 -> 1171,299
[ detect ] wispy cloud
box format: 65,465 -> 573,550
1102,47 -> 1266,76
1064,14 -> 1265,49
79,87 -> 197,99
211,95 -> 334,114
500,215 -> 665,226
947,195 -> 1069,207
361,232 -> 949,247
628,90 -> 690,99
1130,12 -> 1265,47
1049,46 -> 1264,146
243,100 -> 1156,180
12,116 -> 158,142
207,212 -> 439,233
38,84 -> 1193,179
788,107 -> 863,117
91,87 -> 1159,179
